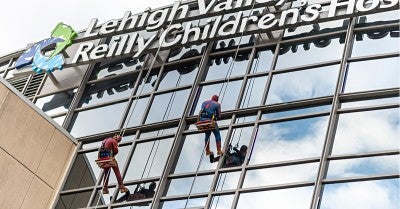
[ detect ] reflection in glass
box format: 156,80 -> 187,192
90,56 -> 145,80
158,62 -> 199,90
352,28 -> 399,57
166,175 -> 213,196
276,37 -> 345,69
327,155 -> 399,179
115,182 -> 158,205
79,76 -> 135,107
106,145 -> 130,185
236,186 -> 314,209
284,20 -> 347,38
341,97 -> 399,109
344,58 -> 399,93
250,116 -> 329,164
240,76 -> 267,108
215,172 -> 240,191
136,69 -> 160,95
194,80 -> 242,114
168,44 -> 206,62
90,187 -> 116,206
250,48 -> 275,73
204,52 -> 250,81
212,35 -> 255,52
210,195 -> 234,209
262,105 -> 331,120
145,89 -> 190,124
266,65 -> 339,104
52,115 -> 66,126
139,127 -> 178,139
63,153 -> 98,190
243,163 -> 318,188
69,102 -> 127,137
160,197 -> 206,209
174,131 -> 227,174
35,89 -> 77,115
357,10 -> 400,24
55,190 -> 92,209
320,179 -> 399,209
124,97 -> 149,127
125,138 -> 173,181
331,108 -> 399,155
235,115 -> 257,123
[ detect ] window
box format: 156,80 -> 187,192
167,44 -> 206,62
351,28 -> 399,57
262,105 -> 331,120
166,175 -> 213,196
240,76 -> 268,108
250,48 -> 275,74
90,56 -> 145,80
35,89 -> 77,116
157,61 -> 199,91
204,52 -> 250,81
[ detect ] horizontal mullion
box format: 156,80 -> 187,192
328,150 -> 400,161
323,174 -> 400,185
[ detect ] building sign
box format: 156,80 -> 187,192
15,23 -> 77,73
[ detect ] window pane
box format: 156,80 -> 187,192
136,69 -> 160,95
194,80 -> 242,114
90,187 -> 116,206
52,115 -> 66,126
250,48 -> 275,73
0,61 -> 8,72
284,20 -> 347,39
357,10 -> 399,24
210,195 -> 234,209
79,77 -> 135,107
35,89 -> 77,115
204,53 -> 250,81
69,102 -> 127,137
90,57 -> 145,80
114,181 -> 159,205
215,172 -> 241,191
160,197 -> 206,209
352,28 -> 399,57
243,163 -> 318,188
157,61 -> 199,91
250,116 -> 329,164
139,127 -> 178,139
331,108 -> 399,155
237,187 -> 314,209
63,153 -> 98,190
125,138 -> 173,181
341,97 -> 399,109
124,97 -> 149,127
327,155 -> 399,179
240,76 -> 267,108
320,179 -> 399,209
167,44 -> 206,62
145,89 -> 190,124
343,58 -> 400,93
212,35 -> 254,52
262,105 -> 331,120
166,175 -> 213,196
266,65 -> 339,104
56,191 -> 92,209
276,36 -> 345,69
174,131 -> 227,174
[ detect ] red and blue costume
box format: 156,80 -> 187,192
200,95 -> 223,155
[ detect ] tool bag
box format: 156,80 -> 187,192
95,139 -> 117,169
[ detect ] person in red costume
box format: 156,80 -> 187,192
200,95 -> 223,156
99,134 -> 128,194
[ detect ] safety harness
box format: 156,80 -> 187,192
195,105 -> 217,131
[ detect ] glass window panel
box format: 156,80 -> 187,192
244,163 -> 319,188
125,138 -> 173,181
139,127 -> 178,139
240,76 -> 267,108
63,153 -> 98,190
157,62 -> 199,91
174,131 -> 227,174
135,68 -> 160,95
215,172 -> 241,191
235,114 -> 258,123
166,175 -> 213,196
55,190 -> 92,209
124,97 -> 149,127
250,48 -> 275,73
344,58 -> 400,93
114,182 -> 158,204
204,52 -> 250,81
276,36 -> 345,69
212,35 -> 255,52
266,65 -> 339,104
229,126 -> 254,152
320,179 -> 399,209
145,89 -> 190,124
193,80 -> 242,114
35,89 -> 77,115
236,186 -> 314,209
90,56 -> 145,80
341,97 -> 399,109
69,102 -> 127,137
168,44 -> 206,62
357,10 -> 400,24
262,105 -> 331,120
113,206 -> 151,209
331,108 -> 399,155
352,28 -> 399,57
106,145 -> 130,185
52,115 -> 66,126
250,116 -> 329,164
284,20 -> 347,38
0,61 -> 8,71
90,187 -> 116,206
210,195 -> 234,209
79,76 -> 135,107
160,197 -> 206,209
327,155 -> 399,179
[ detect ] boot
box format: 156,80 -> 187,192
119,185 -> 128,193
209,152 -> 215,163
206,147 -> 212,156
102,187 -> 109,194
217,149 -> 224,156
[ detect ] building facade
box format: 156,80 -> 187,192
0,0 -> 399,208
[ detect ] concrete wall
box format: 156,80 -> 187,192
0,79 -> 78,209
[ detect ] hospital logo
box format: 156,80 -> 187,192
15,22 -> 77,74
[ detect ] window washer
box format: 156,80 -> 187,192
209,145 -> 248,167
199,95 -> 223,156
97,134 -> 128,194
136,182 -> 156,198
